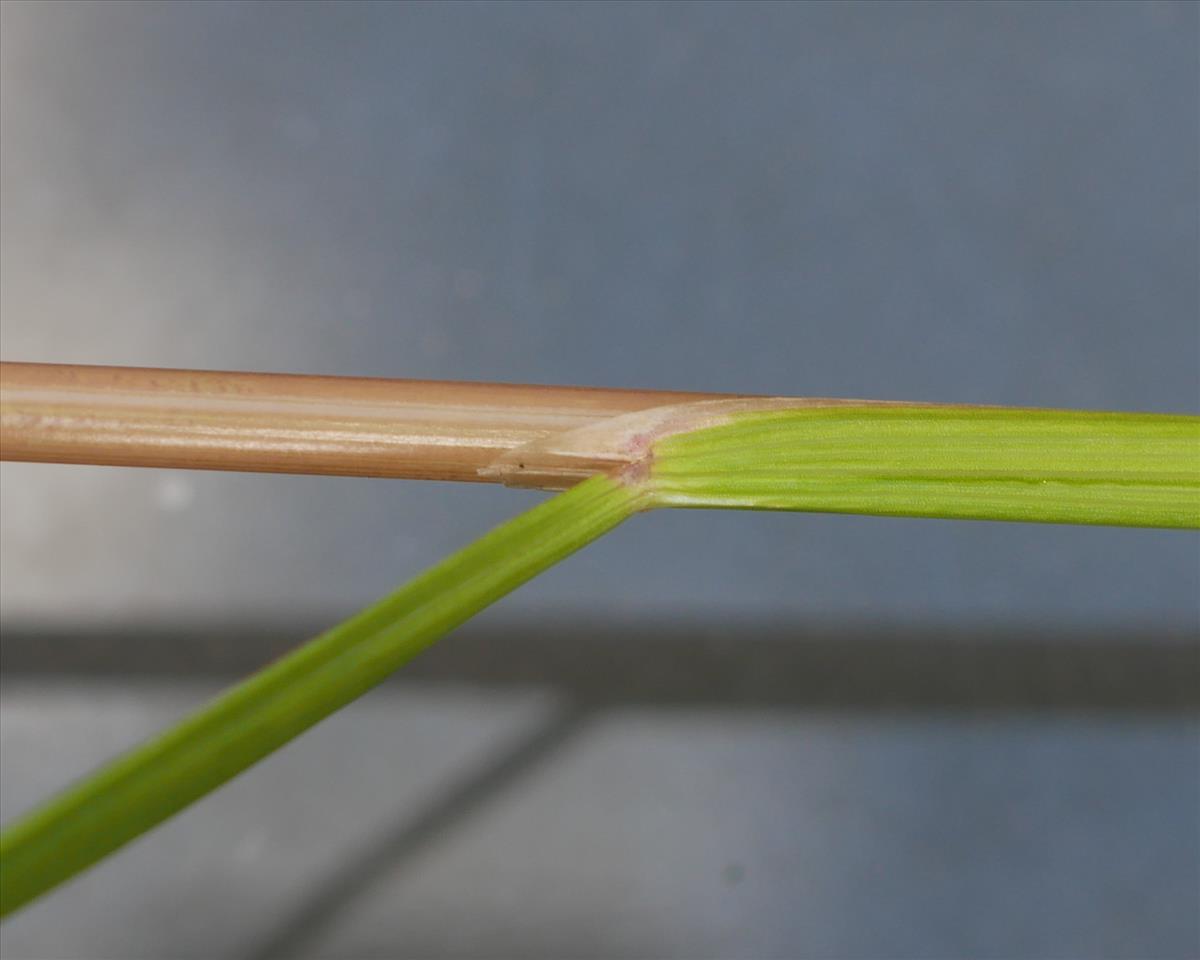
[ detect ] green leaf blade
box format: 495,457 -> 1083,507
0,474 -> 641,917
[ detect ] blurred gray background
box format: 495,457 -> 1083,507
1,2 -> 1197,957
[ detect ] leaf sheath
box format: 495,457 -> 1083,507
650,407 -> 1199,527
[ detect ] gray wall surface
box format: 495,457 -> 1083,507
1,2 -> 1197,958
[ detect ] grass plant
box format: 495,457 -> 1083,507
1,392 -> 1196,916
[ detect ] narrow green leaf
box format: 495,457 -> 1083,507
0,474 -> 642,917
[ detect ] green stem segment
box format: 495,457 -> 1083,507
651,407 -> 1199,528
2,404 -> 1197,917
0,474 -> 643,917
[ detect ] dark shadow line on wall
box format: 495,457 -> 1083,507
242,703 -> 591,960
2,617 -> 1197,714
